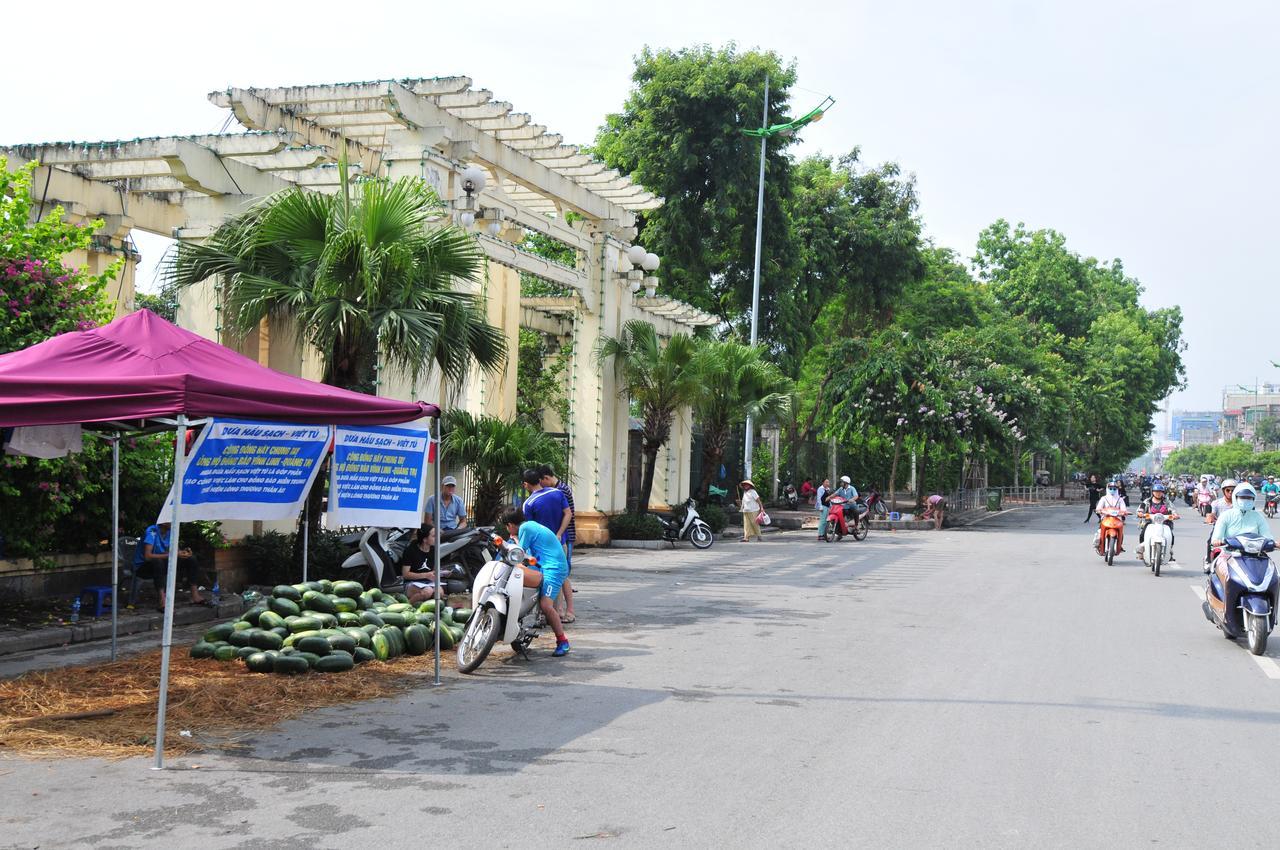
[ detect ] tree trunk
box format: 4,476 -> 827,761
637,440 -> 661,514
698,424 -> 729,498
473,479 -> 506,528
915,435 -> 929,511
887,430 -> 903,513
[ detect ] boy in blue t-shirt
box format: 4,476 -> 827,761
502,508 -> 570,656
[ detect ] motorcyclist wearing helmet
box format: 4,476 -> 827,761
1137,481 -> 1177,562
1094,479 -> 1129,555
1203,479 -> 1237,571
1210,483 -> 1275,550
1260,475 -> 1279,507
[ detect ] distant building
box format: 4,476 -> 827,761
1171,410 -> 1221,442
1181,427 -> 1217,447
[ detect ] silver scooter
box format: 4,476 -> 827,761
456,535 -> 544,673
340,526 -> 479,591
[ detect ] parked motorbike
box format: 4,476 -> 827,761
1202,534 -> 1278,656
824,495 -> 868,542
782,483 -> 799,510
657,498 -> 715,549
1096,507 -> 1126,566
340,525 -> 486,591
1138,511 -> 1177,576
864,488 -> 888,520
456,534 -> 545,673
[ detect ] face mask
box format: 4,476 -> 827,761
1107,488 -> 1118,497
1238,498 -> 1255,512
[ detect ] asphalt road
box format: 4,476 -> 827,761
4,507 -> 1280,849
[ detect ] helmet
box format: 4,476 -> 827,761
1222,478 -> 1238,490
1200,474 -> 1209,481
1235,483 -> 1258,508
839,475 -> 851,485
1152,481 -> 1165,492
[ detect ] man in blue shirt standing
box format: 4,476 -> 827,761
536,464 -> 576,623
502,508 -> 570,656
424,475 -> 467,530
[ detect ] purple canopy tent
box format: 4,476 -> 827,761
0,310 -> 440,767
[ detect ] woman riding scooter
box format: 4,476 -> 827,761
1094,480 -> 1129,555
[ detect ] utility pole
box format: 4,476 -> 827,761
743,74 -> 769,481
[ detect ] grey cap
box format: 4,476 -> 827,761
442,475 -> 458,486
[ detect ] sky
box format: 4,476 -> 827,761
1,0 -> 1275,419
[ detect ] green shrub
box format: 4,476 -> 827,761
607,512 -> 664,541
698,503 -> 729,534
241,530 -> 295,586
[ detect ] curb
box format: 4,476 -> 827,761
0,598 -> 243,658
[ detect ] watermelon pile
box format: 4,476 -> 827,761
188,579 -> 472,675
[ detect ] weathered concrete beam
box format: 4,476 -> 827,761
3,158 -> 186,236
445,101 -> 513,121
480,236 -> 583,289
162,139 -> 291,197
387,82 -> 630,225
211,88 -> 383,174
227,149 -> 331,170
4,133 -> 289,164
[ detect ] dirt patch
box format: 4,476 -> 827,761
0,647 -> 453,759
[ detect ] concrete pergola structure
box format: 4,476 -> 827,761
1,77 -> 719,541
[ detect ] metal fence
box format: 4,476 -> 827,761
944,483 -> 1085,513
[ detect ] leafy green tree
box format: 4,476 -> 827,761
440,410 -> 568,526
595,45 -> 800,333
596,320 -> 701,514
516,329 -> 572,429
168,163 -> 505,391
1256,417 -> 1280,448
690,340 -> 791,496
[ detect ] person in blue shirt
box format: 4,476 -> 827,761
134,520 -> 211,611
423,475 -> 467,530
520,469 -> 572,542
502,508 -> 570,657
1211,483 -> 1275,550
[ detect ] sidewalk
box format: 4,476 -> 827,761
0,596 -> 244,658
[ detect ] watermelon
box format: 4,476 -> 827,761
359,611 -> 385,628
452,608 -> 474,625
333,597 -> 358,614
333,580 -> 364,599
227,629 -> 256,648
342,626 -> 372,649
288,616 -> 323,634
245,651 -> 275,673
441,606 -> 455,624
189,641 -> 217,659
272,654 -> 309,675
376,626 -> 403,658
385,602 -> 413,614
310,612 -> 339,630
271,584 -> 302,602
436,623 -> 455,650
326,633 -> 357,654
353,646 -> 375,664
231,620 -> 253,632
392,593 -> 410,604
240,605 -> 268,626
414,612 -> 436,627
296,636 -> 331,656
258,610 -> 287,631
318,579 -> 334,594
380,611 -> 409,628
269,597 -> 301,618
235,645 -> 260,660
416,600 -> 437,614
249,630 -> 284,651
203,623 -> 235,643
284,629 -> 321,647
213,645 -> 238,661
269,626 -> 290,638
296,651 -> 323,668
367,587 -> 383,601
315,651 -> 355,673
371,631 -> 390,661
337,611 -> 363,627
355,594 -> 370,611
302,591 -> 336,614
403,623 -> 429,656
360,623 -> 379,637
301,581 -> 324,593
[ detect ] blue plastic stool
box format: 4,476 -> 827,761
79,585 -> 113,618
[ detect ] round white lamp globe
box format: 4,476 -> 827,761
461,165 -> 487,194
642,252 -> 660,272
627,244 -> 648,266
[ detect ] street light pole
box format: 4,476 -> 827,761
743,74 -> 770,481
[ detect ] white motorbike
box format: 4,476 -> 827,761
341,526 -> 478,591
456,535 -> 545,673
659,497 -> 715,549
1139,511 -> 1177,577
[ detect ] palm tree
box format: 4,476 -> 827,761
167,161 -> 505,391
691,340 -> 791,497
441,410 -> 568,526
596,320 -> 701,514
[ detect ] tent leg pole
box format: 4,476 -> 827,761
111,435 -> 120,662
154,415 -> 187,770
433,416 -> 442,686
302,500 -> 310,583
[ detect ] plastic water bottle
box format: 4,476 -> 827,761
70,597 -> 81,624
211,580 -> 220,607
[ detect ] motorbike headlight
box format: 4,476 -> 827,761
505,546 -> 525,565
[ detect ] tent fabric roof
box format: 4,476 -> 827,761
0,309 -> 439,428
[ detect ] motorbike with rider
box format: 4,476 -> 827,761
1137,481 -> 1178,570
